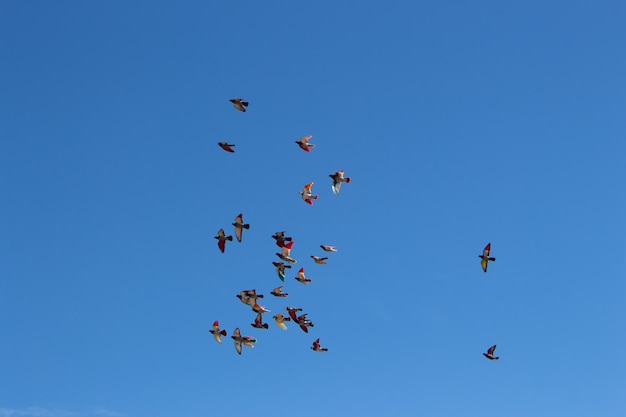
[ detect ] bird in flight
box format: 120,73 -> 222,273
295,135 -> 315,152
217,142 -> 235,153
320,245 -> 337,252
478,243 -> 496,272
209,320 -> 227,344
214,228 -> 233,253
483,344 -> 500,360
272,261 -> 292,281
295,267 -> 312,285
329,170 -> 351,195
276,241 -> 297,264
272,231 -> 292,247
230,98 -> 249,112
272,313 -> 290,330
300,182 -> 318,205
311,255 -> 328,265
232,213 -> 250,243
251,312 -> 269,329
311,338 -> 328,352
270,286 -> 288,297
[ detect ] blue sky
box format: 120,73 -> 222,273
1,1 -> 625,416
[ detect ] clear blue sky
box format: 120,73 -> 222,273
1,1 -> 625,416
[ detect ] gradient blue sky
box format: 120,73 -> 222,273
1,1 -> 625,416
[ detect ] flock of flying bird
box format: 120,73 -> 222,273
210,98 -> 501,361
209,98 -> 350,355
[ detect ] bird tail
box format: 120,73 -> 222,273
226,236 -> 233,241
263,324 -> 269,329
490,257 -> 496,261
243,224 -> 250,229
220,330 -> 227,336
309,144 -> 316,148
242,102 -> 249,107
312,195 -> 318,199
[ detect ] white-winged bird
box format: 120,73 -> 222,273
299,182 -> 318,205
218,142 -> 235,153
295,267 -> 312,285
230,98 -> 248,112
483,344 -> 500,360
295,135 -> 315,152
311,338 -> 328,352
329,170 -> 351,195
209,320 -> 227,344
479,243 -> 496,272
272,313 -> 290,330
214,228 -> 233,253
311,255 -> 328,265
232,213 -> 250,243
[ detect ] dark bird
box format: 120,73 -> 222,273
296,313 -> 314,333
483,345 -> 500,360
230,98 -> 249,112
272,231 -> 292,247
214,228 -> 233,253
218,142 -> 235,153
295,135 -> 315,152
329,170 -> 351,195
479,243 -> 496,272
285,306 -> 303,322
311,255 -> 328,265
300,182 -> 318,205
311,338 -> 328,352
320,245 -> 337,252
232,213 -> 250,243
295,267 -> 312,285
209,320 -> 227,344
251,312 -> 269,329
273,261 -> 292,281
270,286 -> 288,297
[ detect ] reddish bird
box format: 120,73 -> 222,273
311,338 -> 328,352
230,98 -> 249,112
329,170 -> 351,195
296,313 -> 314,333
295,135 -> 315,152
270,286 -> 288,297
214,228 -> 233,253
251,312 -> 269,329
300,182 -> 318,205
209,320 -> 227,344
217,142 -> 235,153
286,306 -> 303,322
320,245 -> 337,252
479,243 -> 496,272
483,345 -> 500,360
276,241 -> 297,264
232,213 -> 250,243
295,267 -> 312,285
272,231 -> 292,247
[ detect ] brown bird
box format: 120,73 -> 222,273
311,338 -> 328,352
272,313 -> 291,330
209,320 -> 227,344
276,241 -> 297,264
479,243 -> 496,272
311,255 -> 328,265
217,142 -> 235,153
214,228 -> 233,253
232,213 -> 250,243
270,286 -> 288,297
295,267 -> 312,285
251,312 -> 269,329
483,345 -> 500,360
230,98 -> 249,112
295,313 -> 314,333
295,135 -> 315,152
272,231 -> 292,247
329,170 -> 351,195
236,289 -> 263,307
320,245 -> 337,252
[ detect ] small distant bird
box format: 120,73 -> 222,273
329,170 -> 351,195
209,320 -> 227,344
295,267 -> 312,285
251,312 -> 269,329
295,135 -> 315,152
300,182 -> 318,205
320,245 -> 337,252
296,313 -> 314,333
232,213 -> 250,243
311,255 -> 328,265
276,241 -> 297,264
230,98 -> 248,112
241,336 -> 256,349
272,231 -> 292,247
285,306 -> 303,322
217,142 -> 235,153
311,338 -> 328,352
273,261 -> 292,281
272,313 -> 291,330
479,243 -> 496,272
252,303 -> 270,314
270,286 -> 288,297
483,345 -> 500,360
214,228 -> 233,253
236,289 -> 263,307
231,327 -> 244,355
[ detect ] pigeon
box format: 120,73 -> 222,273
236,289 -> 263,307
300,182 -> 318,205
272,231 -> 292,247
311,255 -> 328,265
295,135 -> 315,152
285,306 -> 303,322
251,303 -> 270,314
214,228 -> 233,253
329,170 -> 351,195
232,213 -> 250,243
276,241 -> 297,264
251,312 -> 269,329
479,243 -> 496,272
231,327 -> 244,355
483,345 -> 500,360
296,313 -> 314,333
209,320 -> 227,344
217,142 -> 235,153
273,261 -> 292,281
272,313 -> 291,330
241,335 -> 256,349
230,98 -> 248,112
295,267 -> 312,285
270,286 -> 288,297
320,245 -> 337,252
311,338 -> 328,352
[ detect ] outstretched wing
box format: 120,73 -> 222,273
481,257 -> 488,272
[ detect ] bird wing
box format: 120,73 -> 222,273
254,313 -> 263,326
481,257 -> 488,272
488,345 -> 496,355
483,243 -> 491,257
296,267 -> 305,280
234,339 -> 242,354
312,338 -> 320,349
300,135 -> 312,144
302,182 -> 314,192
331,180 -> 341,195
218,239 -> 226,253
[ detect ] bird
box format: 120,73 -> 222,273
295,267 -> 312,285
241,335 -> 256,349
483,345 -> 500,360
329,170 -> 351,195
270,286 -> 288,297
311,338 -> 328,352
232,213 -> 250,243
299,182 -> 318,205
285,306 -> 303,322
217,142 -> 235,153
209,320 -> 227,344
320,245 -> 337,252
479,243 -> 496,272
231,327 -> 244,355
251,312 -> 269,329
295,135 -> 315,152
272,231 -> 292,247
251,303 -> 270,314
272,313 -> 291,330
272,261 -> 292,281
230,98 -> 248,112
214,228 -> 233,253
236,289 -> 263,307
295,313 -> 314,333
311,255 -> 328,265
276,241 -> 297,264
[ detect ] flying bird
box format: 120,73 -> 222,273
231,327 -> 244,355
252,303 -> 270,314
272,231 -> 292,247
479,243 -> 496,272
230,98 -> 249,112
483,345 -> 500,360
251,312 -> 269,329
295,135 -> 315,152
299,182 -> 318,205
270,286 -> 288,297
214,228 -> 233,253
273,261 -> 292,281
295,313 -> 314,333
272,313 -> 291,330
209,320 -> 227,344
311,255 -> 328,265
241,336 -> 256,349
236,289 -> 263,307
232,213 -> 250,243
311,338 -> 328,352
320,245 -> 337,252
295,267 -> 312,285
217,142 -> 235,153
276,241 -> 297,264
285,306 -> 303,322
329,170 -> 351,195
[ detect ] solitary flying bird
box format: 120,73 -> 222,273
295,135 -> 315,152
295,267 -> 312,285
311,255 -> 328,265
230,98 -> 249,112
329,170 -> 351,195
300,182 -> 318,205
320,245 -> 337,252
479,243 -> 496,272
217,142 -> 235,153
483,345 -> 500,360
214,228 -> 233,253
232,213 -> 250,243
311,338 -> 328,352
